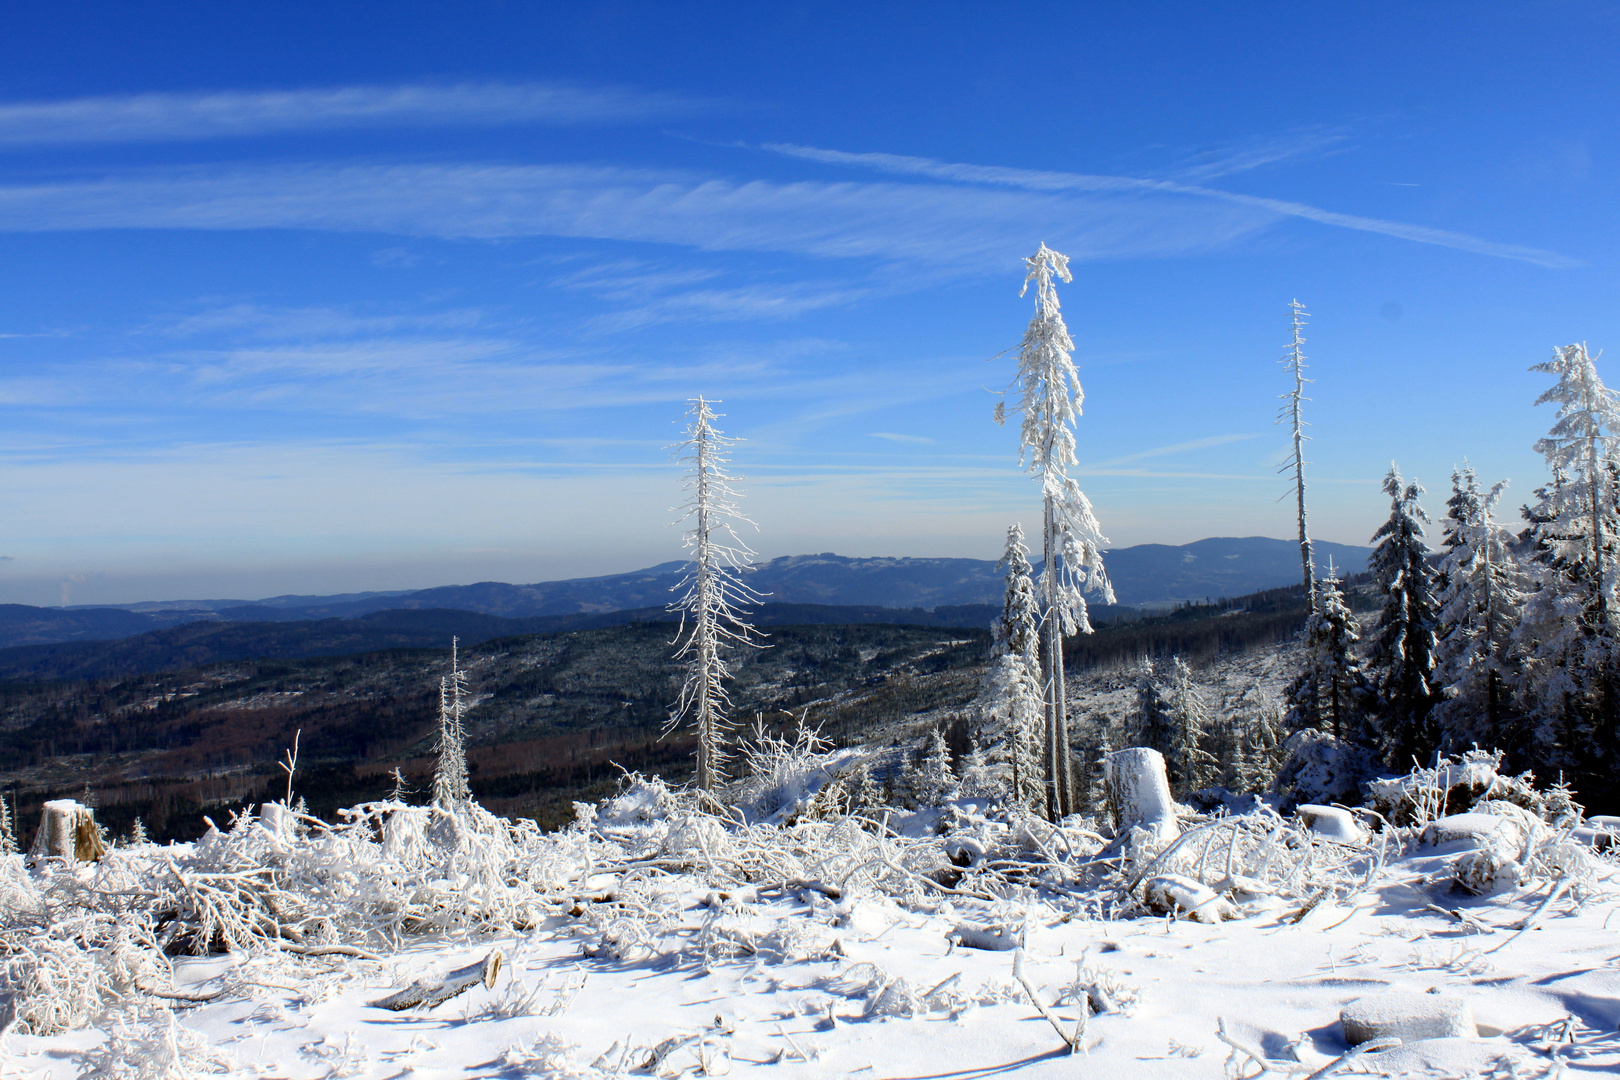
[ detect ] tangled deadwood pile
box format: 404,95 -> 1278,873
0,748 -> 1607,1044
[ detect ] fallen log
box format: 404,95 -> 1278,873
370,950 -> 502,1011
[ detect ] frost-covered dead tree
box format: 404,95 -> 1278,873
1278,299 -> 1316,608
974,524 -> 1045,812
1367,465 -> 1443,767
996,244 -> 1115,819
432,638 -> 471,807
668,397 -> 765,791
1515,342 -> 1620,780
1435,464 -> 1524,754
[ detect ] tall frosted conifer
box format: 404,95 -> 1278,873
432,638 -> 471,807
996,244 -> 1115,820
1278,300 -> 1315,607
1434,465 -> 1524,753
1367,465 -> 1443,767
975,524 -> 1044,811
668,398 -> 764,791
1516,343 -> 1620,774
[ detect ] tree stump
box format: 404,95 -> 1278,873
1105,747 -> 1181,855
29,799 -> 107,862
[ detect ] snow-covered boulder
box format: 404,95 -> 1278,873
1340,992 -> 1476,1045
1296,804 -> 1366,845
1421,812 -> 1523,852
948,922 -> 1022,951
1140,874 -> 1237,923
1421,810 -> 1530,895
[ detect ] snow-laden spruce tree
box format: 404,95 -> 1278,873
995,243 -> 1115,819
0,792 -> 15,855
1132,658 -> 1173,753
913,727 -> 958,807
1162,657 -> 1218,793
1278,299 -> 1316,608
432,637 -> 471,807
1285,565 -> 1371,743
1367,465 -> 1443,767
973,523 -> 1045,812
1514,343 -> 1620,777
667,397 -> 765,791
1235,690 -> 1286,794
1434,464 -> 1525,754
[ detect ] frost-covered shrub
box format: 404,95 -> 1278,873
77,1006 -> 235,1080
730,717 -> 862,825
1271,728 -> 1375,808
1363,749 -> 1548,827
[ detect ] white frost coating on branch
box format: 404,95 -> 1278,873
668,397 -> 766,791
995,244 -> 1114,820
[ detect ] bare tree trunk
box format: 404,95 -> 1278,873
1283,300 -> 1315,611
1040,497 -> 1074,819
1053,618 -> 1072,817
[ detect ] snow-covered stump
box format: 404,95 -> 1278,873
28,799 -> 105,862
1106,748 -> 1180,845
258,801 -> 294,841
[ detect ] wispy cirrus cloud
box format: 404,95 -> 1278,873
155,303 -> 490,339
0,81 -> 718,147
0,162 -> 1279,268
1169,125 -> 1354,181
1098,433 -> 1264,466
764,143 -> 1578,268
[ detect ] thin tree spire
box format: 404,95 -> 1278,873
1278,299 -> 1315,609
667,397 -> 766,791
432,636 -> 470,807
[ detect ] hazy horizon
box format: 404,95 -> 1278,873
3,5 -> 1613,608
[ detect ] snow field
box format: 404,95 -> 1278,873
1,754 -> 1615,1080
14,861 -> 1617,1080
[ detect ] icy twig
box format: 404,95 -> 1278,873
1486,874 -> 1572,954
1012,949 -> 1083,1054
1301,1037 -> 1401,1079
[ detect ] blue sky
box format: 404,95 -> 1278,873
0,2 -> 1616,605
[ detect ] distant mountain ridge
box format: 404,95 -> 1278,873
4,536 -> 1370,652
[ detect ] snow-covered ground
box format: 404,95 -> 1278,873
5,765 -> 1616,1080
